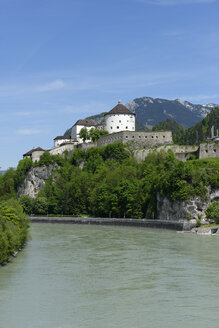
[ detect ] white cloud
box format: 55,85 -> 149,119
138,0 -> 217,5
16,129 -> 44,135
35,79 -> 65,92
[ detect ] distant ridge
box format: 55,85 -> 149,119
126,97 -> 217,130
64,97 -> 217,135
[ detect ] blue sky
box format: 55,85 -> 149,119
0,0 -> 219,169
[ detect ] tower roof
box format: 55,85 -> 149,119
105,101 -> 135,116
23,147 -> 45,157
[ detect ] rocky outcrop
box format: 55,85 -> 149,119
18,165 -> 56,199
156,188 -> 219,225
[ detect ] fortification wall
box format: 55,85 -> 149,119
97,131 -> 173,149
31,150 -> 45,162
199,142 -> 219,159
49,143 -> 76,156
77,142 -> 97,150
133,144 -> 199,162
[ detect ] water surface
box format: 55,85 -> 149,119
0,223 -> 219,328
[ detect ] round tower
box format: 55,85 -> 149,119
105,101 -> 135,134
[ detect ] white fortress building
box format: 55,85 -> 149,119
105,101 -> 135,133
71,119 -> 96,143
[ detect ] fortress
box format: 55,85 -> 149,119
23,101 -> 219,162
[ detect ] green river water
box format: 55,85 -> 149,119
0,223 -> 219,328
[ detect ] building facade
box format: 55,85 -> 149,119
71,119 -> 96,143
53,136 -> 73,148
105,101 -> 135,134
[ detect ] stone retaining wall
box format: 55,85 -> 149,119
30,216 -> 193,231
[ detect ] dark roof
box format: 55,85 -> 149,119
23,147 -> 45,157
105,102 -> 135,116
54,136 -> 71,140
74,119 -> 95,127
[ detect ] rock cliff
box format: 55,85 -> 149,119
18,165 -> 56,199
157,188 -> 219,225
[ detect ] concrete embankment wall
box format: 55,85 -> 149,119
30,216 -> 193,231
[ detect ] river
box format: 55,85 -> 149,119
0,223 -> 219,328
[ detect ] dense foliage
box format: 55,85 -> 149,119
0,199 -> 29,264
152,119 -> 185,143
205,201 -> 219,223
1,142 -> 219,224
5,143 -> 218,220
79,127 -> 108,142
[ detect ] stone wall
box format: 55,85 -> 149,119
97,131 -> 173,149
31,150 -> 45,162
199,142 -> 219,159
49,143 -> 76,156
77,142 -> 97,150
133,144 -> 199,162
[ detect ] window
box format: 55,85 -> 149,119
117,126 -> 119,129
214,149 -> 216,153
145,136 -> 147,138
132,136 -> 135,138
127,120 -> 129,122
206,150 -> 208,153
126,126 -> 128,129
156,136 -> 158,138
119,120 -> 121,123
152,136 -> 154,138
126,136 -> 128,139
139,136 -> 141,138
111,127 -> 112,129
163,136 -> 165,138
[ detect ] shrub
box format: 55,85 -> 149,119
205,201 -> 219,223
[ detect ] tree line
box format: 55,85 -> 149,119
152,107 -> 219,145
2,143 -> 217,221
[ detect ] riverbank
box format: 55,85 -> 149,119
30,216 -> 195,231
0,243 -> 27,266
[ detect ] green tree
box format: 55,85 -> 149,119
79,128 -> 90,142
89,128 -> 109,142
205,201 -> 219,223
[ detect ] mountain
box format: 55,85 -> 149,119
175,107 -> 219,145
64,97 -> 217,135
126,97 -> 217,129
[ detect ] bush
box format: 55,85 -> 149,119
205,201 -> 219,223
0,199 -> 29,264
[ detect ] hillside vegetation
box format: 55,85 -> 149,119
0,199 -> 29,264
3,143 -> 218,221
0,167 -> 30,265
175,107 -> 219,145
152,119 -> 185,142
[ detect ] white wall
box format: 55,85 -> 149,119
71,124 -> 95,143
54,138 -> 71,148
105,114 -> 135,134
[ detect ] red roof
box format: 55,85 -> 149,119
105,102 -> 135,116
